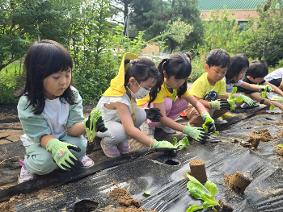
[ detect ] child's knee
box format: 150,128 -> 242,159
25,151 -> 57,175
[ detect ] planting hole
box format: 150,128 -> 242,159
164,159 -> 180,166
73,199 -> 98,212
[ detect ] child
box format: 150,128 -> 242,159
96,53 -> 175,158
137,53 -> 211,141
17,40 -> 105,183
237,61 -> 283,110
264,67 -> 283,91
225,54 -> 258,107
186,49 -> 232,127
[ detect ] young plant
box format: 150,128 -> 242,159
84,108 -> 102,142
186,174 -> 219,212
172,136 -> 190,150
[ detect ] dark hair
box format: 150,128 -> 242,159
226,54 -> 249,83
148,53 -> 192,105
21,39 -> 75,114
206,49 -> 230,68
246,60 -> 268,78
124,57 -> 159,87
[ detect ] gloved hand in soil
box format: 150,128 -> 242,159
84,108 -> 107,142
151,139 -> 175,149
46,139 -> 81,170
145,108 -> 162,122
201,112 -> 216,133
210,99 -> 230,110
183,124 -> 209,144
231,94 -> 257,107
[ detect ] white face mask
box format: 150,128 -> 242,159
133,86 -> 150,99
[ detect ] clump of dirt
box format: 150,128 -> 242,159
189,159 -> 207,184
276,146 -> 283,156
0,194 -> 26,211
224,172 -> 251,194
217,200 -> 234,212
244,129 -> 273,149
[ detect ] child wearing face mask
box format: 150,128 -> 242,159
137,53 -> 211,143
96,53 -> 175,158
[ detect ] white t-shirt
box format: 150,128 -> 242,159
265,68 -> 283,82
226,79 -> 244,93
96,94 -> 136,123
43,98 -> 69,138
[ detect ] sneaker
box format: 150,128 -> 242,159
80,155 -> 94,168
157,125 -> 176,134
18,165 -> 34,184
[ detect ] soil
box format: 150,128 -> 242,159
224,172 -> 251,194
218,200 -> 234,212
106,188 -> 155,212
276,146 -> 283,156
189,159 -> 207,184
244,129 -> 273,149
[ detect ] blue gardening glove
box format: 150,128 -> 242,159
201,112 -> 216,133
183,124 -> 209,143
151,139 -> 175,149
210,99 -> 230,110
46,139 -> 81,170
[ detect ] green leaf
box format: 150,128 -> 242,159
175,137 -> 189,150
277,144 -> 283,149
186,205 -> 204,212
186,174 -> 220,209
204,180 -> 218,197
143,191 -> 151,197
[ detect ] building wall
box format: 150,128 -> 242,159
201,10 -> 259,21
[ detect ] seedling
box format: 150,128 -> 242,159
172,136 -> 190,150
84,108 -> 102,143
186,174 -> 219,212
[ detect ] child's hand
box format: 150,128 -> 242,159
210,99 -> 230,110
237,94 -> 257,106
183,124 -> 209,144
151,140 -> 175,149
46,139 -> 80,170
201,112 -> 216,133
145,108 -> 162,122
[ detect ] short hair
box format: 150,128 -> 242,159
206,49 -> 230,68
246,61 -> 268,78
226,54 -> 249,82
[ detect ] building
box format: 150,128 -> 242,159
197,0 -> 268,22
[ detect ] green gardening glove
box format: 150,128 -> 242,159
151,139 -> 175,149
237,94 -> 257,106
210,99 -> 230,110
201,112 -> 216,133
46,139 -> 80,170
183,124 -> 209,144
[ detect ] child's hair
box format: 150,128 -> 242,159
206,49 -> 230,68
22,39 -> 75,114
246,60 -> 268,78
124,57 -> 159,86
148,53 -> 192,106
226,54 -> 249,83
